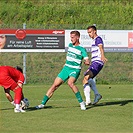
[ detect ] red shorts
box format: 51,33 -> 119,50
0,75 -> 17,91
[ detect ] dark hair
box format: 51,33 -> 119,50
70,31 -> 80,37
87,25 -> 97,31
15,66 -> 23,73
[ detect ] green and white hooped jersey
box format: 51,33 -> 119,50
65,43 -> 88,69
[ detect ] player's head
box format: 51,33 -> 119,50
0,34 -> 6,49
70,31 -> 80,45
87,25 -> 97,39
87,25 -> 97,31
15,66 -> 23,73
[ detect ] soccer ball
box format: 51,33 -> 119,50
21,98 -> 29,110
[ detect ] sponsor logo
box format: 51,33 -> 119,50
52,30 -> 64,34
15,29 -> 26,40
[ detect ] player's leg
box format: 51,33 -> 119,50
4,88 -> 13,102
83,69 -> 93,85
68,69 -> 86,110
43,77 -> 63,103
10,84 -> 25,112
84,72 -> 102,105
36,77 -> 64,109
83,84 -> 91,105
87,62 -> 103,105
88,78 -> 102,105
15,87 -> 25,110
4,87 -> 24,104
0,75 -> 25,112
83,70 -> 93,105
21,92 -> 24,100
36,67 -> 67,109
88,78 -> 99,94
4,88 -> 15,106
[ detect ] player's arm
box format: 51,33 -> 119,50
84,57 -> 90,65
17,82 -> 23,88
82,48 -> 90,65
17,73 -> 25,88
99,44 -> 108,63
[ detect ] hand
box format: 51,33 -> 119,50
101,56 -> 108,63
17,83 -> 23,88
84,59 -> 90,65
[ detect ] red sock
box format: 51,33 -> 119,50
14,87 -> 22,104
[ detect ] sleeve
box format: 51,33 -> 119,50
18,73 -> 25,84
95,37 -> 103,46
82,48 -> 89,59
68,43 -> 71,47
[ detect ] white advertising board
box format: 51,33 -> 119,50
65,30 -> 133,52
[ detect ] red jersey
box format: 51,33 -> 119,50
0,66 -> 25,89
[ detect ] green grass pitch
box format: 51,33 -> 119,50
0,84 -> 132,133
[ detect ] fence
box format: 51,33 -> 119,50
0,52 -> 132,85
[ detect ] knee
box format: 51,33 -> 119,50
83,76 -> 90,85
51,84 -> 59,92
88,78 -> 94,86
88,78 -> 93,83
67,81 -> 73,88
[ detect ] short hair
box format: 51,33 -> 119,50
15,66 -> 23,73
87,25 -> 97,31
70,31 -> 80,37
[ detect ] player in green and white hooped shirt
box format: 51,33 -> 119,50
36,31 -> 90,110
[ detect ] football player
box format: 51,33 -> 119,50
83,25 -> 108,105
0,66 -> 26,112
36,31 -> 90,110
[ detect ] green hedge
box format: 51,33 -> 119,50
0,0 -> 133,29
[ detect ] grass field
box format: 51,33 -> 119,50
0,84 -> 132,133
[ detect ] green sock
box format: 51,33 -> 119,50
41,95 -> 49,105
75,91 -> 83,103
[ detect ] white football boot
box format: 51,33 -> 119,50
80,101 -> 86,110
35,104 -> 45,109
14,108 -> 26,113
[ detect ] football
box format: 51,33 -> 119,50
21,98 -> 29,110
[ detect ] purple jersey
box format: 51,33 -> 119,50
91,36 -> 104,65
84,36 -> 104,78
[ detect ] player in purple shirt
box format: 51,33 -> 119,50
83,25 -> 108,105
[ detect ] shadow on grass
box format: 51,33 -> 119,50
0,106 -> 53,112
1,100 -> 132,111
86,99 -> 133,110
26,106 -> 53,112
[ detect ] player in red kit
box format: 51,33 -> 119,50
0,66 -> 26,113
